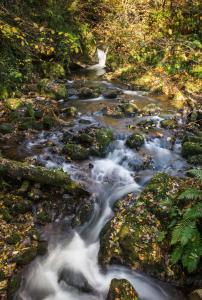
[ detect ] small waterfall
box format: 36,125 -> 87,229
87,49 -> 107,70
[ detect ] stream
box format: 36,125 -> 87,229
15,68 -> 188,300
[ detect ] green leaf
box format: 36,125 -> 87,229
171,245 -> 183,264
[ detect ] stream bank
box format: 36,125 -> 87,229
0,70 -> 201,299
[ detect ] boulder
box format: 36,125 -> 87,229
42,62 -> 65,79
121,103 -> 139,115
107,279 -> 139,300
126,133 -> 144,150
189,289 -> 202,300
160,119 -> 177,129
78,87 -> 99,99
63,143 -> 90,161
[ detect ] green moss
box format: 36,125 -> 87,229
95,128 -> 113,151
182,142 -> 202,158
188,154 -> 202,165
0,123 -> 14,134
7,273 -> 22,300
37,211 -> 51,224
63,143 -> 90,160
42,62 -> 65,79
14,247 -> 37,265
121,103 -> 139,115
65,106 -> 77,116
160,119 -> 177,129
6,232 -> 21,245
5,98 -> 23,110
126,133 -> 144,149
43,115 -> 55,129
0,207 -> 12,222
107,279 -> 139,300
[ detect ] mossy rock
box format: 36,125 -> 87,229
50,84 -> 68,99
7,273 -> 22,300
107,279 -> 139,300
13,247 -> 37,266
77,133 -> 94,145
78,87 -> 99,99
142,103 -> 161,115
0,207 -> 12,222
6,232 -> 21,245
65,106 -> 77,117
42,62 -> 65,79
63,143 -> 90,161
160,119 -> 177,129
126,133 -> 144,150
5,98 -> 23,110
0,269 -> 5,281
37,240 -> 48,256
0,86 -> 9,99
95,128 -> 113,151
36,210 -> 51,224
0,123 -> 14,134
18,117 -> 43,131
121,103 -> 139,115
43,115 -> 55,129
103,89 -> 119,99
182,142 -> 202,158
187,154 -> 202,165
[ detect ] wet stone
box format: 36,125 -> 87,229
107,279 -> 139,300
126,133 -> 144,150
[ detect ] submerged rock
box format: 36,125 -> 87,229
107,279 -> 139,300
142,103 -> 161,115
103,89 -> 120,99
78,87 -> 99,99
126,133 -> 144,150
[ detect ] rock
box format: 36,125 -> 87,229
126,133 -> 144,150
187,154 -> 202,165
77,133 -> 94,145
42,62 -> 65,79
13,247 -> 37,266
182,142 -> 202,158
95,128 -> 113,152
43,114 -> 55,129
5,98 -> 23,110
7,273 -> 22,300
65,106 -> 77,117
189,289 -> 202,300
121,102 -> 139,115
142,103 -> 161,115
49,83 -> 68,99
6,233 -> 21,245
78,87 -> 99,99
107,279 -> 139,300
63,143 -> 90,161
103,89 -> 119,99
160,119 -> 177,129
0,123 -> 13,134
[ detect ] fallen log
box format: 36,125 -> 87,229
0,157 -> 70,187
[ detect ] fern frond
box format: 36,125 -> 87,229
178,188 -> 202,201
171,245 -> 183,264
187,169 -> 202,180
183,202 -> 202,220
171,220 -> 198,246
181,238 -> 202,273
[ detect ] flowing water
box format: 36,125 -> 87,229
15,70 -> 188,300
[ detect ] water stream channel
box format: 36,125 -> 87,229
15,68 -> 188,300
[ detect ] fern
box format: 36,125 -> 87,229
171,245 -> 183,264
183,202 -> 202,220
171,220 -> 198,246
178,188 -> 202,201
181,238 -> 202,273
187,169 -> 202,180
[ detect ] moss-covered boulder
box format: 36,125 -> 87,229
182,142 -> 202,158
107,279 -> 139,300
0,123 -> 14,134
121,103 -> 139,115
99,173 -> 201,284
5,98 -> 23,110
95,128 -> 113,152
78,87 -> 99,99
63,143 -> 90,160
42,62 -> 65,79
103,89 -> 119,99
142,103 -> 161,115
126,133 -> 144,150
160,118 -> 177,129
65,106 -> 77,117
13,247 -> 37,266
